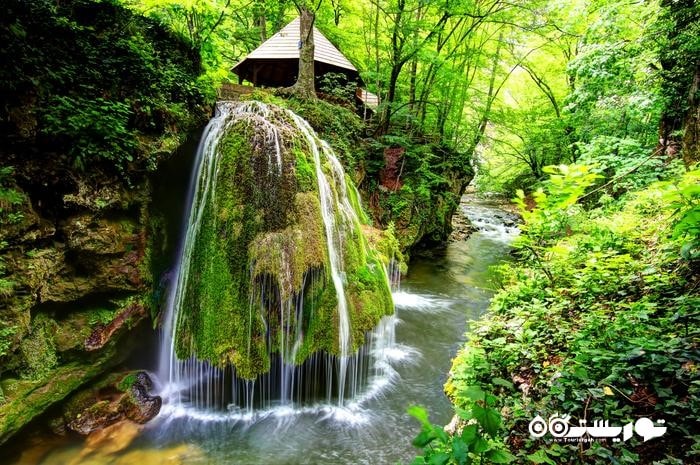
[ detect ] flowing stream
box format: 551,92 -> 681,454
8,193 -> 518,465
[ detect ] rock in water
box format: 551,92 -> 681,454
122,373 -> 161,424
162,101 -> 396,381
64,371 -> 161,435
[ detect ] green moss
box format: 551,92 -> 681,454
295,274 -> 340,360
250,193 -> 327,300
377,223 -> 407,271
175,120 -> 282,378
285,97 -> 365,170
173,101 -> 395,378
0,326 -> 133,444
18,316 -> 58,380
345,251 -> 394,349
87,308 -> 117,327
294,148 -> 316,192
346,175 -> 371,225
62,388 -> 99,421
117,373 -> 137,392
53,315 -> 91,353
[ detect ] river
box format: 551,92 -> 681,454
6,195 -> 518,465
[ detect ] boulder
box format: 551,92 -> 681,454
64,371 -> 161,435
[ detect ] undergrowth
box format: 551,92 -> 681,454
412,165 -> 700,464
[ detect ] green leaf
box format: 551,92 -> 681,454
428,452 -> 450,465
413,430 -> 436,448
487,449 -> 516,463
408,405 -> 431,427
492,377 -> 514,389
434,426 -> 450,444
472,437 -> 489,453
452,437 -> 468,463
462,385 -> 486,401
472,404 -> 501,437
461,424 -> 478,444
527,450 -> 556,465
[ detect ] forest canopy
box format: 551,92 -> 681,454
117,0 -> 699,191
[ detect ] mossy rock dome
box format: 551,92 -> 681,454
173,101 -> 394,380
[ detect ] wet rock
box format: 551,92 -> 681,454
62,214 -> 138,255
67,400 -> 123,435
64,371 -> 161,435
85,303 -> 146,351
62,178 -> 136,212
0,366 -> 105,445
0,185 -> 42,243
135,371 -> 153,391
121,373 -> 161,424
6,242 -> 145,306
449,209 -> 475,242
53,312 -> 93,353
19,219 -> 56,244
38,252 -> 145,304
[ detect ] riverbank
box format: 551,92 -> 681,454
3,195 -> 518,464
416,168 -> 700,464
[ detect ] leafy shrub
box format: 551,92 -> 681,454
0,240 -> 14,299
42,97 -> 137,170
0,0 -> 208,177
0,167 -> 24,226
440,166 -> 700,464
318,72 -> 357,104
0,324 -> 18,360
578,136 -> 685,196
514,164 -> 600,254
409,399 -> 514,465
664,168 -> 700,260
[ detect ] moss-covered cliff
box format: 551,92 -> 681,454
0,0 -> 208,444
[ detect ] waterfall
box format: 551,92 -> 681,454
287,113 -> 353,405
157,101 -> 396,418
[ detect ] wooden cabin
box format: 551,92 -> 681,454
231,17 -> 379,114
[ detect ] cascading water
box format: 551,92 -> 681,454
157,101 -> 396,420
288,113 -> 353,405
15,186 -> 519,465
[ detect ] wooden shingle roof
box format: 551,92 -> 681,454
232,17 -> 357,73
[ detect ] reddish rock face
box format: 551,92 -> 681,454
379,147 -> 405,191
84,304 -> 147,352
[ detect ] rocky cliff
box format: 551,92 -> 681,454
0,0 -> 208,443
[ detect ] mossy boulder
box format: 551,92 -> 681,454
0,292 -> 149,444
173,102 -> 395,379
62,371 -> 160,435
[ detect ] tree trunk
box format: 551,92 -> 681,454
408,6 -> 423,115
255,2 -> 267,42
467,32 -> 503,157
377,64 -> 403,134
682,64 -> 700,164
287,6 -> 316,99
656,0 -> 699,165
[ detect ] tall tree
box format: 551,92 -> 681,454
657,0 -> 700,164
285,1 -> 323,99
